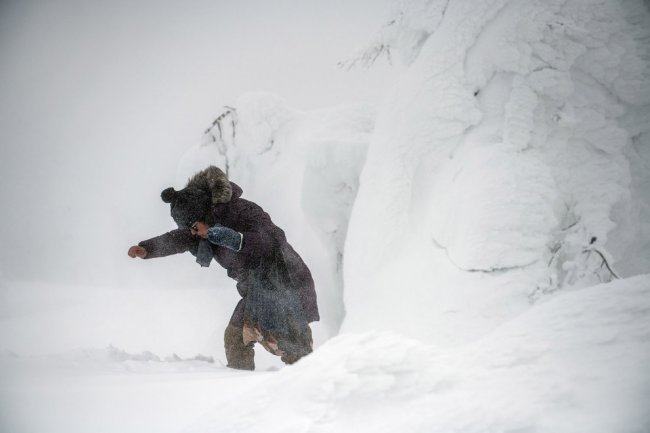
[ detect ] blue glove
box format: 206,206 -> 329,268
207,224 -> 243,252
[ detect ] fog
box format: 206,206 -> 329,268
0,0 -> 397,289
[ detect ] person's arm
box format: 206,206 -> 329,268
128,228 -> 197,259
192,222 -> 245,252
192,202 -> 277,258
233,202 -> 278,259
206,224 -> 243,251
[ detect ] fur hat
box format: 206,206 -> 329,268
161,166 -> 232,228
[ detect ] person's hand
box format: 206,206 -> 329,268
128,245 -> 148,258
190,221 -> 209,239
206,224 -> 243,252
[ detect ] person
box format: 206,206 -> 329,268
127,166 -> 319,370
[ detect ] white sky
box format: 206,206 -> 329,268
0,0 -> 399,287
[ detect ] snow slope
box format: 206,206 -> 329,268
3,275 -> 647,433
186,275 -> 650,433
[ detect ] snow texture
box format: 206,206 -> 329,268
343,0 -> 650,343
186,275 -> 650,433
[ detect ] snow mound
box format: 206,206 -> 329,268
187,275 -> 650,433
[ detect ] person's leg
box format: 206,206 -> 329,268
278,324 -> 313,365
224,323 -> 255,370
242,322 -> 313,365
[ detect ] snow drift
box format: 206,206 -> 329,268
187,275 -> 650,433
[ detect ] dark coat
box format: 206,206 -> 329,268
138,182 -> 320,334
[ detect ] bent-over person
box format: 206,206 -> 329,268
128,166 -> 319,370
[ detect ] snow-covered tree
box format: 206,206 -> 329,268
342,0 -> 650,342
178,92 -> 376,339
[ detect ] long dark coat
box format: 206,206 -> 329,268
138,182 -> 319,339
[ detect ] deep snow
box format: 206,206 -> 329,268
186,275 -> 650,433
2,275 -> 648,433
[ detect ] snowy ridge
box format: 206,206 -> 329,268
187,275 -> 650,433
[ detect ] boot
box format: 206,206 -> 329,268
224,324 -> 255,370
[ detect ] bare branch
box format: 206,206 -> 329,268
585,246 -> 620,279
338,42 -> 392,71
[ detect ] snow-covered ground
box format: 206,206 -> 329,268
187,275 -> 650,433
2,275 -> 648,432
2,0 -> 650,431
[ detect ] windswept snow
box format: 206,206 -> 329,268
186,275 -> 650,433
2,276 -> 648,432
